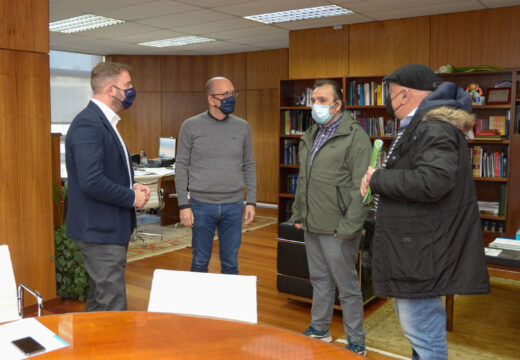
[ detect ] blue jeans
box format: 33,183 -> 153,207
190,198 -> 244,274
394,297 -> 448,360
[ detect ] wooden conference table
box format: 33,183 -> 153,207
35,311 -> 363,359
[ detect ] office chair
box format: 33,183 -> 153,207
148,269 -> 258,324
133,175 -> 164,246
0,245 -> 43,323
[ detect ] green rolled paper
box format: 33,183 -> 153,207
362,139 -> 384,204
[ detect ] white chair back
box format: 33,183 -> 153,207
148,269 -> 257,324
0,245 -> 20,323
136,175 -> 162,209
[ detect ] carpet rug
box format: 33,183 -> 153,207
336,276 -> 520,359
127,215 -> 277,263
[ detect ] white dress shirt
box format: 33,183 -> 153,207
91,98 -> 133,189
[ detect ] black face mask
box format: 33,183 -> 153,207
385,90 -> 404,117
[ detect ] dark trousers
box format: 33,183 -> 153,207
75,239 -> 128,311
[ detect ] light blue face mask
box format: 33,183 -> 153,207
312,101 -> 337,124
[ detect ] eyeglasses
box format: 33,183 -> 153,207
211,90 -> 239,99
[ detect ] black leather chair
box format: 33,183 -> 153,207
276,217 -> 375,305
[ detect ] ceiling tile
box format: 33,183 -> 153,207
480,0 -> 520,7
176,0 -> 257,7
96,0 -> 199,21
49,6 -> 84,22
205,25 -> 286,41
136,9 -> 235,28
50,0 -> 153,13
174,18 -> 259,35
214,0 -> 332,16
115,30 -> 190,43
66,22 -> 159,39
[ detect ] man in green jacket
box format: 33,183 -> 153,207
290,79 -> 371,355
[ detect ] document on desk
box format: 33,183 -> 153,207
0,317 -> 68,358
134,167 -> 174,180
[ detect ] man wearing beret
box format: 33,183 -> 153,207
361,64 -> 489,359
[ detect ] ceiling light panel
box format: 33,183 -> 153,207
243,5 -> 353,24
50,14 -> 125,33
139,36 -> 216,47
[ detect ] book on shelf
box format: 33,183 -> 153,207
498,183 -> 506,216
282,139 -> 299,165
471,146 -> 507,178
481,219 -> 505,233
477,200 -> 499,215
348,80 -> 385,106
474,116 -> 508,139
281,110 -> 312,135
288,174 -> 298,194
284,199 -> 294,220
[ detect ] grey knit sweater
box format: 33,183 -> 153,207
174,110 -> 257,208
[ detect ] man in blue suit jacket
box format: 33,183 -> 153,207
66,62 -> 149,311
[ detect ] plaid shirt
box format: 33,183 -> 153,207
310,114 -> 342,164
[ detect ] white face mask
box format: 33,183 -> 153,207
312,101 -> 337,124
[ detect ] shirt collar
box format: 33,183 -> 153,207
319,113 -> 343,130
399,107 -> 417,129
91,98 -> 121,126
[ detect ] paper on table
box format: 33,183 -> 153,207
0,318 -> 68,359
485,248 -> 502,257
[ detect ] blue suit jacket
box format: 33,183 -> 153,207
65,101 -> 136,245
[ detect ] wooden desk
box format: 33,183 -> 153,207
157,175 -> 179,226
35,312 -> 363,359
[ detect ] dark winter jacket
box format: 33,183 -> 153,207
290,112 -> 372,239
370,82 -> 490,298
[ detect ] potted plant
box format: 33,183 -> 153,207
53,182 -> 89,301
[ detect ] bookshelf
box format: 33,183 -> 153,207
278,71 -> 520,244
435,70 -> 519,243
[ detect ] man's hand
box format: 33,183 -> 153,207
243,204 -> 255,225
134,189 -> 147,209
360,166 -> 376,196
180,208 -> 194,228
134,184 -> 151,203
294,223 -> 302,230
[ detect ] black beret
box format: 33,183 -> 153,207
383,64 -> 438,91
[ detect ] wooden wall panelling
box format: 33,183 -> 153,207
108,55 -> 162,92
51,133 -> 62,229
0,50 -> 55,302
0,0 -> 48,53
430,6 -> 520,70
246,49 -> 288,90
0,50 -> 19,249
349,17 -> 430,76
247,89 -> 279,204
161,92 -> 207,139
161,56 -> 208,92
207,53 -> 246,90
16,51 -> 55,301
289,26 -> 348,78
119,92 -> 162,158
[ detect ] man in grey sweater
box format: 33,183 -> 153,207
175,77 -> 257,274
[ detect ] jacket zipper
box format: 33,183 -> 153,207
303,131 -> 348,231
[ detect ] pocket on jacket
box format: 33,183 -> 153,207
385,219 -> 436,281
336,187 -> 347,216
